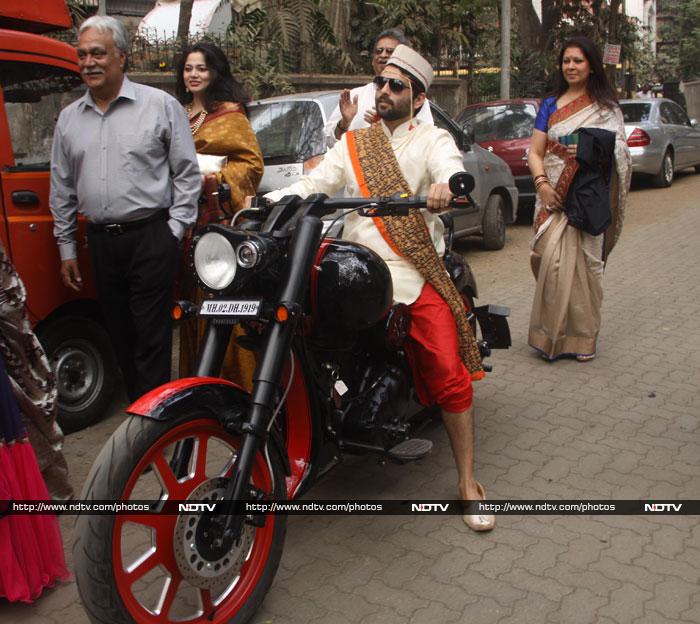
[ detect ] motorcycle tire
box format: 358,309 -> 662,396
74,411 -> 286,624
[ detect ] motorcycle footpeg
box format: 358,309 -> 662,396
387,438 -> 433,462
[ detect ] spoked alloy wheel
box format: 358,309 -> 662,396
74,413 -> 286,624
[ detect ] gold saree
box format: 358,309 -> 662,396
180,104 -> 264,389
528,95 -> 631,360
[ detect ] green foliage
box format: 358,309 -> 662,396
363,0 -> 498,69
679,0 -> 700,79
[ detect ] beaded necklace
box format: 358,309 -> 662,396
186,104 -> 208,136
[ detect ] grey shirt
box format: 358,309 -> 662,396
50,77 -> 200,260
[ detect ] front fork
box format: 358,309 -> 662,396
195,216 -> 322,543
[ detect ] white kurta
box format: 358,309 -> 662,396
265,119 -> 463,304
325,82 -> 434,147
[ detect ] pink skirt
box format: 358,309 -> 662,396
0,439 -> 70,603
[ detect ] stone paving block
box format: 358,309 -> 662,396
496,595 -> 560,624
679,602 -> 700,624
458,596 -> 511,624
558,533 -> 608,568
454,570 -> 526,608
588,558 -> 664,592
597,581 -> 653,623
632,551 -> 700,584
502,539 -> 565,577
467,543 -> 525,579
503,562 -> 575,601
545,561 -> 620,597
304,586 -> 380,622
408,602 -> 463,623
253,588 -> 328,623
352,579 -> 429,618
645,578 -> 699,621
547,587 -> 608,624
401,574 -> 479,613
359,608 -> 412,624
281,558 -> 346,597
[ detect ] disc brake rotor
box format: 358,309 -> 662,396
173,477 -> 254,595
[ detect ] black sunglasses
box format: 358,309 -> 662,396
374,47 -> 395,55
373,75 -> 410,94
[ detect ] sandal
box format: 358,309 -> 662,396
461,482 -> 495,532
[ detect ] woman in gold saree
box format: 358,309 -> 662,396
176,42 -> 263,388
527,36 -> 631,361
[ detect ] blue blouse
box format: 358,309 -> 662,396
534,96 -> 557,133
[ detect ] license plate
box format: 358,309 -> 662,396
200,300 -> 262,317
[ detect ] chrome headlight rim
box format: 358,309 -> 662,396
193,231 -> 237,291
235,240 -> 262,269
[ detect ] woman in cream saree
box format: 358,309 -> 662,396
527,36 -> 631,361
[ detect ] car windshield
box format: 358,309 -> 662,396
248,100 -> 326,164
621,103 -> 652,122
457,103 -> 536,141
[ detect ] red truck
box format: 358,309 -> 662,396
0,2 -> 117,430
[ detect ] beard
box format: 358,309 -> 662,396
376,94 -> 412,121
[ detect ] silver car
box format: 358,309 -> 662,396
247,91 -> 518,250
620,98 -> 700,187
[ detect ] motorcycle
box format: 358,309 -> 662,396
74,172 -> 511,624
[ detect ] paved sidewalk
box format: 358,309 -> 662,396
3,174 -> 699,623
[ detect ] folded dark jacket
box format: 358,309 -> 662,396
565,127 -> 616,236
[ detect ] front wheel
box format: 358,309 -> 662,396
481,194 -> 506,250
74,411 -> 286,624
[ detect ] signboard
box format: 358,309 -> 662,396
603,43 -> 621,65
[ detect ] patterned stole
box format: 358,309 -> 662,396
346,123 -> 484,379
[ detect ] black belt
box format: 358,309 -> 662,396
88,211 -> 168,235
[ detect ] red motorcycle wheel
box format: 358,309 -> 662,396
74,412 -> 286,624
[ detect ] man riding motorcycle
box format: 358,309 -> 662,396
257,45 -> 495,531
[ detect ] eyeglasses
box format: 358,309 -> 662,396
373,76 -> 410,94
374,47 -> 395,56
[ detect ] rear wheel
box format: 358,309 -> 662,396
482,194 -> 506,250
74,412 -> 286,624
37,316 -> 117,432
652,149 -> 674,187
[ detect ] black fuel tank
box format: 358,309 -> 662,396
312,239 -> 392,333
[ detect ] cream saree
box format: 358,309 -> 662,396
528,95 -> 631,360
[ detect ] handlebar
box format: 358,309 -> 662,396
251,171 -> 478,218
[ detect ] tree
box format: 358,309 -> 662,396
177,0 -> 194,48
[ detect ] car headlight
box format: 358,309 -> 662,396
193,232 -> 237,290
236,240 -> 261,269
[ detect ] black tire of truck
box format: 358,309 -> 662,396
37,315 -> 117,432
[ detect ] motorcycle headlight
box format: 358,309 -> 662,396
193,232 -> 237,290
236,240 -> 261,269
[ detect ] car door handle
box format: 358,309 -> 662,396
12,191 -> 39,206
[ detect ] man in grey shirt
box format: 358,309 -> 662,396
50,15 -> 200,401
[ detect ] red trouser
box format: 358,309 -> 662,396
404,283 -> 473,413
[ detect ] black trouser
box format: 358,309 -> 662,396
87,216 -> 180,402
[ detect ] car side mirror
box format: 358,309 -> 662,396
690,118 -> 698,127
459,125 -> 475,151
